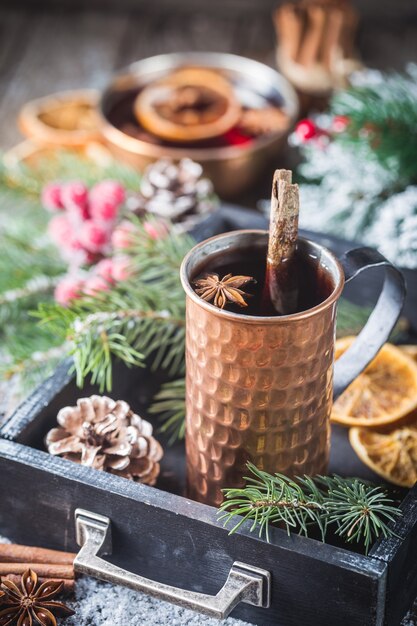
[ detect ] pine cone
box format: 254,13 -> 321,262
45,395 -> 163,485
134,158 -> 218,232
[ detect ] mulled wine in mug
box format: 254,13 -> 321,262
181,230 -> 405,506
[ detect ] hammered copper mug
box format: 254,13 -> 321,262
180,230 -> 405,506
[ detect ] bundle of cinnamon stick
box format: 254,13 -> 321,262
0,543 -> 76,593
274,0 -> 359,93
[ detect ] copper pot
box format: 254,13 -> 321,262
180,230 -> 405,506
98,53 -> 299,198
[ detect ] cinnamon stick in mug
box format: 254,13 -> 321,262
263,169 -> 299,315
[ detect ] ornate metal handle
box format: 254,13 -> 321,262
333,247 -> 406,398
74,509 -> 271,620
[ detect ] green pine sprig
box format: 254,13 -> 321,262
219,463 -> 402,554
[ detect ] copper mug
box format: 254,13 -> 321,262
180,230 -> 405,506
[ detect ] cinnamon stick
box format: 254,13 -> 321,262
0,563 -> 74,579
321,7 -> 344,70
263,169 -> 299,315
298,5 -> 327,67
4,574 -> 75,594
0,544 -> 75,565
274,5 -> 303,62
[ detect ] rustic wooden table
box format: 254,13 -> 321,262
0,3 -> 416,150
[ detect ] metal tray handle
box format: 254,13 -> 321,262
74,509 -> 271,620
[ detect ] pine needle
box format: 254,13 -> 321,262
332,70 -> 417,184
34,221 -> 193,392
219,463 -> 402,554
148,379 -> 186,444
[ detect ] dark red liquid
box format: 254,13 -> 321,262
192,244 -> 335,316
104,86 -> 284,150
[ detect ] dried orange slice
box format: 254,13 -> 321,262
400,344 -> 417,363
331,337 -> 417,427
134,68 -> 241,143
349,426 -> 417,488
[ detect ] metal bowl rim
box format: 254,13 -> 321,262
98,52 -> 299,161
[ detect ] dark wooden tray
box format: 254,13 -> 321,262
1,206 -> 417,625
1,360 -> 417,626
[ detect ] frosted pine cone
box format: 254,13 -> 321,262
45,395 -> 163,485
134,157 -> 218,232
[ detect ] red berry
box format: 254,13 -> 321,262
55,276 -> 84,306
95,258 -> 115,283
332,115 -> 349,133
89,181 -> 125,223
223,129 -> 253,146
42,183 -> 64,212
83,275 -> 111,296
111,256 -> 132,282
111,221 -> 138,250
79,220 -> 110,253
48,215 -> 73,248
61,181 -> 89,215
143,220 -> 169,241
295,119 -> 317,142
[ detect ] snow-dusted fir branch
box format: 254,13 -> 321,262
0,275 -> 62,306
1,344 -> 68,380
284,67 -> 417,269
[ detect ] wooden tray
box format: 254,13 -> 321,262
1,206 -> 417,625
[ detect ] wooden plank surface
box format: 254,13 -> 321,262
0,6 -> 416,150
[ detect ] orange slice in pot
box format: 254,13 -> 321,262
331,337 -> 417,428
134,68 -> 241,143
349,426 -> 417,488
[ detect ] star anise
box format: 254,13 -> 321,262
0,569 -> 74,626
194,273 -> 254,309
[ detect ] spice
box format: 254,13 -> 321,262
0,564 -> 73,580
45,396 -> 163,485
194,273 -> 254,309
263,169 -> 300,315
0,568 -> 74,626
0,545 -> 75,566
3,576 -> 75,597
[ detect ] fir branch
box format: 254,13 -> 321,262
35,222 -> 193,392
219,463 -> 402,553
4,149 -> 142,195
148,379 -> 186,444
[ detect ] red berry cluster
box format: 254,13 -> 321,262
294,115 -> 349,145
43,180 -> 126,264
43,180 -> 129,305
42,180 -> 170,306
